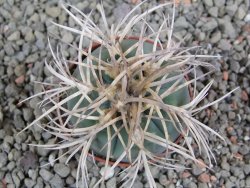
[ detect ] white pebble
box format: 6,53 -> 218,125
186,137 -> 193,145
244,14 -> 250,22
49,153 -> 56,166
244,136 -> 249,141
100,166 -> 114,180
217,144 -> 222,149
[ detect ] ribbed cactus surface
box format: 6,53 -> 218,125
67,39 -> 190,162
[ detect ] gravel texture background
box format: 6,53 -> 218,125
0,0 -> 250,187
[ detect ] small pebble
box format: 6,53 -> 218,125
7,31 -> 21,41
218,39 -> 232,51
203,0 -> 213,7
214,0 -> 225,7
50,174 -> 65,187
106,177 -> 116,188
245,14 -> 250,22
39,169 -> 54,181
0,152 -> 8,168
45,6 -> 61,18
24,178 -> 36,188
236,6 -> 246,20
15,75 -> 25,84
174,16 -> 189,30
100,166 -> 114,180
202,18 -> 218,31
208,7 -> 218,17
54,163 -> 70,178
198,173 -> 210,183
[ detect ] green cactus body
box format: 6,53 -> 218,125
67,39 -> 190,162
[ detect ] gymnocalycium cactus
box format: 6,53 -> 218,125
20,1 -> 238,188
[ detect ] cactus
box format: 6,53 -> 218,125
67,38 -> 191,161
20,1 -> 238,188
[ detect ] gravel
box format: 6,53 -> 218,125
245,14 -> 250,22
45,6 -> 61,18
210,31 -> 221,44
174,16 -> 189,30
236,5 -> 247,20
39,169 -> 54,182
4,43 -> 15,56
106,177 -> 116,188
225,4 -> 238,16
7,31 -> 21,41
0,0 -> 249,187
219,19 -> 237,39
50,174 -> 65,187
221,159 -> 230,171
208,6 -> 218,17
192,165 -> 203,176
62,32 -> 74,43
203,0 -> 213,7
53,163 -> 70,178
214,0 -> 225,7
230,61 -> 240,73
24,178 -> 36,188
201,18 -> 218,31
0,152 -> 8,168
218,39 -> 232,51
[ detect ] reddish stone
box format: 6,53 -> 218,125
197,159 -> 206,169
242,24 -> 250,33
235,36 -> 244,44
198,173 -> 210,183
230,101 -> 238,110
233,153 -> 243,160
230,136 -> 237,144
181,171 -> 191,178
131,0 -> 141,4
15,75 -> 25,84
226,126 -> 234,133
206,109 -> 212,118
210,175 -> 217,182
27,63 -> 33,68
223,71 -> 228,81
241,90 -> 249,101
175,0 -> 191,4
160,0 -> 191,5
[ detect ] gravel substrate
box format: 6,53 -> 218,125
0,0 -> 249,187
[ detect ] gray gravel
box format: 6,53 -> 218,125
54,163 -> 70,178
39,168 -> 53,182
0,0 -> 249,187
